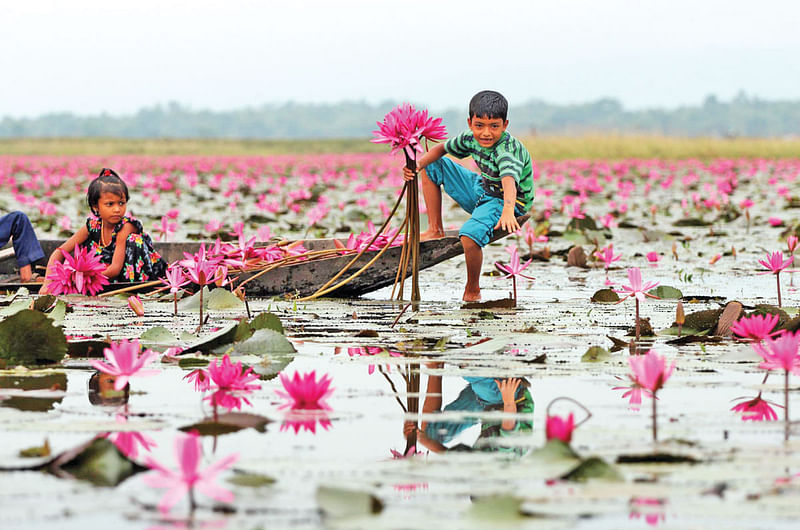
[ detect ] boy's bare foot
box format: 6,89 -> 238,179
462,289 -> 481,302
420,229 -> 446,241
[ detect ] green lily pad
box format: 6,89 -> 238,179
581,346 -> 611,362
316,485 -> 383,519
233,329 -> 295,356
177,356 -> 210,369
139,326 -> 178,346
0,298 -> 32,318
46,300 -> 67,325
177,286 -> 211,311
183,322 -> 238,355
648,285 -> 683,299
32,295 -> 56,312
227,471 -> 276,488
180,412 -> 270,436
561,456 -> 623,482
207,288 -> 244,310
673,217 -> 712,227
467,495 -> 525,521
0,310 -> 67,366
54,438 -> 144,487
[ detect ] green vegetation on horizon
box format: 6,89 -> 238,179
2,135 -> 800,160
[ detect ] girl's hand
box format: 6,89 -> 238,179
402,165 -> 418,181
496,378 -> 521,405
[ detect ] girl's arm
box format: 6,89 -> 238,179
41,227 -> 89,292
103,222 -> 136,278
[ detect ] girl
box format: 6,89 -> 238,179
42,168 -> 167,292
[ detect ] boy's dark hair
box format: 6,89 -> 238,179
87,168 -> 129,216
469,90 -> 508,121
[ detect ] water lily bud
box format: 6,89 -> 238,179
731,246 -> 737,260
709,253 -> 721,265
672,242 -> 678,260
127,295 -> 144,317
675,302 -> 685,325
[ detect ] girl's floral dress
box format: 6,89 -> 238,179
81,214 -> 167,282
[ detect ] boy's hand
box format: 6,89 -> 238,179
402,165 -> 418,181
495,207 -> 520,233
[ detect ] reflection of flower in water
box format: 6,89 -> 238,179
143,431 -> 238,514
101,414 -> 156,460
390,446 -> 421,459
393,482 -> 428,495
730,395 -> 781,421
183,354 -> 261,412
149,517 -> 228,530
280,411 -> 332,435
628,497 -> 666,526
344,347 -> 403,374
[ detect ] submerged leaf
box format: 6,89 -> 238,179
648,285 -> 683,299
581,346 -> 611,362
591,288 -> 619,303
0,310 -> 67,366
207,288 -> 245,310
227,471 -> 276,488
317,485 -> 383,519
561,456 -> 623,482
180,412 -> 271,436
467,495 -> 525,521
52,438 -> 144,487
139,326 -> 178,346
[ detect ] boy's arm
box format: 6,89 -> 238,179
494,176 -> 521,233
402,143 -> 447,181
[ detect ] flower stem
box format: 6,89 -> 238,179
785,369 -> 790,442
173,292 -> 178,316
652,389 -> 658,442
512,276 -> 517,305
777,272 -> 782,308
635,298 -> 641,343
199,287 -> 204,329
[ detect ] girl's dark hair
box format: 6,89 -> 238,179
87,371 -> 130,406
87,168 -> 130,215
469,90 -> 508,121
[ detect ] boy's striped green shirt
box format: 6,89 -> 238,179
444,131 -> 534,210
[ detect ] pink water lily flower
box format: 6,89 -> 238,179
787,235 -> 799,255
90,339 -> 159,390
371,103 -> 447,157
730,396 -> 780,421
102,414 -> 157,460
545,413 -> 575,443
197,355 -> 262,411
143,431 -> 238,514
730,313 -> 781,342
277,371 -> 334,410
45,245 -> 110,295
758,251 -> 793,275
628,350 -> 675,393
615,267 -> 659,303
752,331 -> 800,374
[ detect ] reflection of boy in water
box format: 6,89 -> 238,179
87,371 -> 129,406
411,366 -> 533,455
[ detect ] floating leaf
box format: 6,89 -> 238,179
177,356 -> 210,369
591,288 -> 619,303
177,286 -> 211,311
180,412 -> 270,436
0,298 -> 32,318
0,310 -> 67,366
561,456 -> 622,482
183,322 -> 238,355
581,346 -> 610,362
227,471 -> 276,488
250,312 -> 284,334
139,326 -> 178,346
67,340 -> 109,358
467,495 -> 525,521
207,288 -> 245,310
233,329 -> 295,356
19,439 -> 51,458
46,299 -> 67,325
32,295 -> 56,312
673,218 -> 712,227
0,287 -> 28,305
316,485 -> 383,519
0,372 -> 67,411
648,285 -> 683,299
52,438 -> 144,487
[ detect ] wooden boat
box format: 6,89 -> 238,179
0,215 -> 528,298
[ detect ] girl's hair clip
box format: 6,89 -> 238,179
103,168 -> 112,177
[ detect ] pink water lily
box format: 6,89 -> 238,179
595,244 -> 621,284
758,250 -> 794,307
730,396 -> 780,421
371,103 -> 447,157
752,331 -> 800,440
102,414 -> 157,460
277,371 -> 334,410
45,245 -> 109,295
545,413 -> 575,443
628,350 -> 675,441
494,245 -> 534,303
616,267 -> 660,342
143,431 -> 238,514
731,313 -> 781,342
191,354 -> 262,412
90,339 -> 159,391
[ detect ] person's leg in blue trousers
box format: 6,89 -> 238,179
0,211 -> 45,281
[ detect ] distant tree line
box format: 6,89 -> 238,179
2,92 -> 798,138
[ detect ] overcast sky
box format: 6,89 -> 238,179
2,0 -> 799,118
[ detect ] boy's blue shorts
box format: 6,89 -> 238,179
425,158 -> 526,247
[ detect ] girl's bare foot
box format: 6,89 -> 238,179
462,288 -> 481,302
420,229 -> 446,241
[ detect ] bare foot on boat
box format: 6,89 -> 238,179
420,229 -> 446,241
462,289 -> 481,302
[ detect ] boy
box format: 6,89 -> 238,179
0,211 -> 45,282
403,90 -> 534,301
